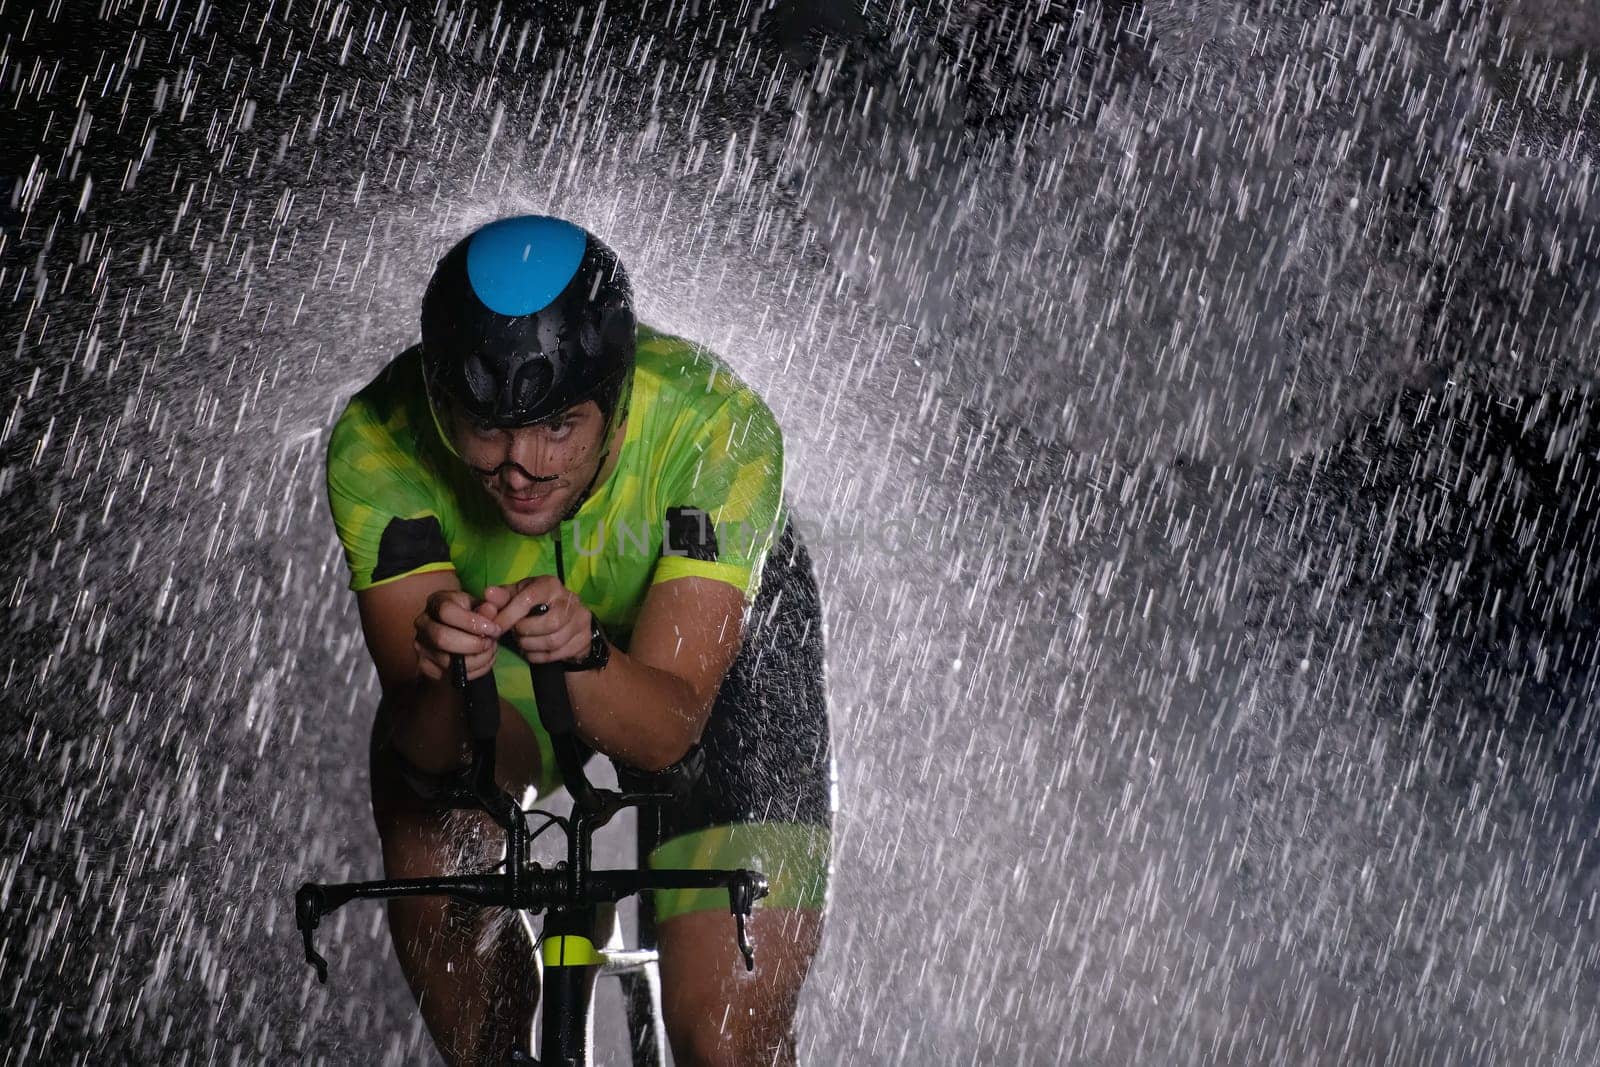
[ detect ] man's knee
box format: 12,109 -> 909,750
370,733 -> 452,830
670,1005 -> 794,1067
368,697 -> 544,822
369,738 -> 505,882
660,907 -> 821,1067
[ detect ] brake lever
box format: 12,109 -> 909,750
727,870 -> 770,972
735,912 -> 755,972
295,885 -> 331,984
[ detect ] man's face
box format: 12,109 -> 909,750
448,400 -> 608,536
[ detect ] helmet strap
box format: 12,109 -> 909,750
556,375 -> 630,524
423,376 -> 466,461
559,402 -> 625,523
558,366 -> 633,520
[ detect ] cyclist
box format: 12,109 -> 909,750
325,214 -> 834,1066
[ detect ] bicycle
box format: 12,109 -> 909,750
294,653 -> 768,1065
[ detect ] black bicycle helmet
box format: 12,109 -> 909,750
421,214 -> 636,430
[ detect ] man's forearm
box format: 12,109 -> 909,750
381,649 -> 708,775
565,648 -> 704,772
384,674 -> 474,774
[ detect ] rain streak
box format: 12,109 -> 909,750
4,0 -> 1600,1063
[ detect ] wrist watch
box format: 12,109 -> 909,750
562,616 -> 610,672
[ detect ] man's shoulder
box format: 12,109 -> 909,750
636,324 -> 720,396
327,346 -> 433,471
634,324 -> 778,434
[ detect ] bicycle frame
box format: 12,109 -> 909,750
295,656 -> 766,1065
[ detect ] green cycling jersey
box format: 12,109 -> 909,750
326,324 -> 787,789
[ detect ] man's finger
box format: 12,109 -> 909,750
428,589 -> 473,610
518,619 -> 586,658
432,595 -> 502,638
420,619 -> 497,656
492,578 -> 561,630
521,636 -> 586,663
465,647 -> 498,679
512,614 -> 576,646
511,602 -> 565,640
554,633 -> 590,662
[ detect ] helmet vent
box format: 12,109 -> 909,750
509,356 -> 556,416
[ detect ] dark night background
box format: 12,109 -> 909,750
5,0 -> 1600,1062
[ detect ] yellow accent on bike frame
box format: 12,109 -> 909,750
541,935 -> 602,968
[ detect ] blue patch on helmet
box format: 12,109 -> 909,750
465,215 -> 588,317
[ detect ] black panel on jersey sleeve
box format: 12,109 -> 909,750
664,506 -> 720,562
371,515 -> 451,583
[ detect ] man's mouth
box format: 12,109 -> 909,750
501,484 -> 558,512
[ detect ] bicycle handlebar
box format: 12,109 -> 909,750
452,655 -> 502,742
296,863 -> 769,984
294,654 -> 769,985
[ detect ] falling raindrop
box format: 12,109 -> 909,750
4,1 -> 1600,1064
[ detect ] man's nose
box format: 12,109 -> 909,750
505,432 -> 558,481
498,461 -> 537,489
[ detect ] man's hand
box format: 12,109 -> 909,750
488,575 -> 594,665
413,589 -> 504,681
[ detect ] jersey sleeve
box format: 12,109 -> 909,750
651,389 -> 785,600
326,400 -> 455,592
